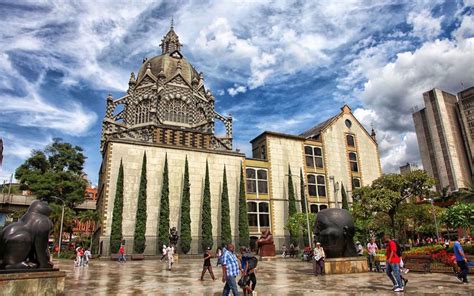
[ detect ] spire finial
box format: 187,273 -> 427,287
171,16 -> 174,29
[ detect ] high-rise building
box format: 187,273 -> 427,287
457,86 -> 474,169
96,25 -> 382,255
413,88 -> 472,192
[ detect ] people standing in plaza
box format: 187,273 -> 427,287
216,247 -> 223,266
166,244 -> 175,271
383,235 -> 404,292
200,247 -> 215,280
356,242 -> 364,256
221,244 -> 241,296
313,242 -> 325,276
84,248 -> 91,266
453,236 -> 469,284
367,238 -> 379,272
118,244 -> 126,263
160,245 -> 167,261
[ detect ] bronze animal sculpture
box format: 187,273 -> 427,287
0,200 -> 54,269
314,208 -> 357,258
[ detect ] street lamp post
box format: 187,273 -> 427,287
286,174 -> 312,248
51,196 -> 65,257
424,198 -> 440,241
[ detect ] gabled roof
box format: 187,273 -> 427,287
299,115 -> 337,139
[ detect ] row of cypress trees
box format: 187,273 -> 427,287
109,154 -> 249,254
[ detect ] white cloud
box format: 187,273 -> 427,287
407,9 -> 443,40
227,84 -> 247,96
0,54 -> 97,135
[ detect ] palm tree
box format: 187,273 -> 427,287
77,210 -> 100,250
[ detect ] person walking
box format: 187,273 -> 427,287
166,244 -> 175,271
78,247 -> 85,267
453,236 -> 469,284
383,235 -> 404,292
216,247 -> 223,267
84,248 -> 91,266
160,245 -> 167,261
118,244 -> 126,263
367,238 -> 379,272
200,247 -> 216,280
313,242 -> 326,276
221,244 -> 241,296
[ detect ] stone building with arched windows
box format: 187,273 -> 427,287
95,25 -> 382,256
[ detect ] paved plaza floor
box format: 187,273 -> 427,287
58,258 -> 473,295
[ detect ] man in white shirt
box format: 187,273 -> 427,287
367,238 -> 379,272
166,245 -> 174,271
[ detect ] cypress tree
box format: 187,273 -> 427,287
288,166 -> 297,217
133,152 -> 147,254
157,154 -> 170,250
288,166 -> 298,245
238,163 -> 249,248
220,166 -> 232,245
341,183 -> 349,210
300,168 -> 307,213
201,160 -> 213,250
179,156 -> 192,254
110,159 -> 124,253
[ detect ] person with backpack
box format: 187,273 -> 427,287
383,235 -> 405,292
239,247 -> 258,295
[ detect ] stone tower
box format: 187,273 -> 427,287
100,25 -> 233,153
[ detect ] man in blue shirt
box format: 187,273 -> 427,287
221,243 -> 241,296
453,236 -> 469,284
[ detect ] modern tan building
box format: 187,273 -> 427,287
413,88 -> 472,192
95,26 -> 383,255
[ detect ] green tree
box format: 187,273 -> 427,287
179,156 -> 192,254
352,170 -> 436,237
49,203 -> 75,246
110,160 -> 124,253
220,166 -> 232,245
288,166 -> 297,216
443,203 -> 474,236
300,168 -> 307,213
285,213 -> 316,247
341,183 -> 349,210
15,138 -> 87,207
157,155 -> 170,251
133,152 -> 147,254
238,163 -> 249,248
78,209 -> 100,250
201,160 -> 213,250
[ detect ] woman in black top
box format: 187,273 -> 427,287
200,247 -> 215,280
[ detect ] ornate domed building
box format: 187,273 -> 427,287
101,23 -> 232,152
95,25 -> 382,256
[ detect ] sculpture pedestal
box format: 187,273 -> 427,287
0,269 -> 66,296
324,257 -> 368,274
259,244 -> 276,257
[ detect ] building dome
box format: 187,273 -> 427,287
136,54 -> 199,85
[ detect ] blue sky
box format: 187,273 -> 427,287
0,0 -> 473,185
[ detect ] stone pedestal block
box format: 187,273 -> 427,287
259,244 -> 276,257
0,269 -> 66,296
324,257 -> 368,274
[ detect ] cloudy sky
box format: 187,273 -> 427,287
0,0 -> 473,185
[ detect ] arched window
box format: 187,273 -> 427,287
346,134 -> 355,147
349,152 -> 359,172
165,99 -> 190,124
135,99 -> 150,124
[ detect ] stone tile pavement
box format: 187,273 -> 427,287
57,258 -> 473,295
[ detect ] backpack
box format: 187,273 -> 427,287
245,255 -> 258,270
393,240 -> 403,257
